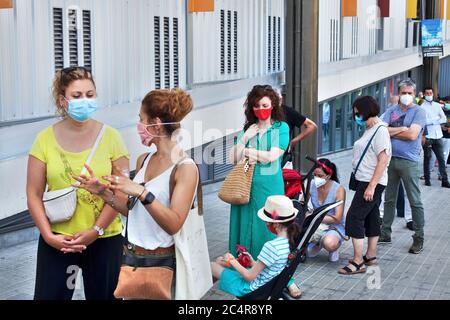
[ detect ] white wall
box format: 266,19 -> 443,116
318,49 -> 423,102
0,0 -> 186,123
318,0 -> 341,64
190,0 -> 284,84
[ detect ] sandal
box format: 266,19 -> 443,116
338,260 -> 366,275
363,255 -> 378,266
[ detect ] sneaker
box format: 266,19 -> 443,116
307,242 -> 321,258
328,250 -> 339,262
425,180 -> 431,186
408,237 -> 424,254
442,181 -> 450,188
378,234 -> 391,244
406,221 -> 414,231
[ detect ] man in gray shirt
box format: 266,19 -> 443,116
379,80 -> 427,254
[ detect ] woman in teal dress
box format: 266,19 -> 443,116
228,85 -> 289,257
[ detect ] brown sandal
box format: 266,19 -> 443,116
338,260 -> 367,275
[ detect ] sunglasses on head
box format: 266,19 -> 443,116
253,85 -> 273,91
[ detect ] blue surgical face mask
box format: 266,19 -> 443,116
355,115 -> 366,127
424,96 -> 433,102
65,98 -> 98,122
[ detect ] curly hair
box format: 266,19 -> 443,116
244,85 -> 285,131
141,88 -> 193,135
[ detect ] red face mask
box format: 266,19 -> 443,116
254,108 -> 273,120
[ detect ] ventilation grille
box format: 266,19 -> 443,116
268,16 -> 272,72
164,17 -> 170,89
220,10 -> 225,74
82,10 -> 92,70
154,16 -> 161,89
277,17 -> 281,70
53,8 -> 64,71
220,10 -> 238,75
268,15 -> 282,72
227,10 -> 232,74
234,11 -> 238,73
173,18 -> 179,88
68,9 -> 78,66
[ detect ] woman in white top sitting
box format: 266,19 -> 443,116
74,88 -> 200,297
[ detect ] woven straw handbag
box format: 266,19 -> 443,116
218,157 -> 255,205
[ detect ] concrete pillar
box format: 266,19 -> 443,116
285,0 -> 319,172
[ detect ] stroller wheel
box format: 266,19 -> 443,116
299,248 -> 307,263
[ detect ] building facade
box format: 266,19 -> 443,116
1,0 -> 450,244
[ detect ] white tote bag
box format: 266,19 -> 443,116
174,206 -> 213,300
170,158 -> 213,300
43,125 -> 106,224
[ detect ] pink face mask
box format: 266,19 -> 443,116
137,122 -> 180,147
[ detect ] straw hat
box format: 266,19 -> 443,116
257,195 -> 298,223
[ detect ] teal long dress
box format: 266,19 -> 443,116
228,121 -> 290,257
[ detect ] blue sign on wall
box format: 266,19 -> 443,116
422,19 -> 444,58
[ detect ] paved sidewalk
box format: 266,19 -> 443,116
1,150 -> 450,300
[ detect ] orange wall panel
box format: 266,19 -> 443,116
188,0 -> 214,13
0,0 -> 13,9
342,0 -> 357,17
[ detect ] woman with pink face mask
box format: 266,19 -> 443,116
227,85 -> 301,298
74,88 -> 201,299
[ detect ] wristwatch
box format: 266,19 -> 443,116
141,191 -> 156,206
93,225 -> 104,236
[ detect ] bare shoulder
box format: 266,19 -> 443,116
135,153 -> 150,171
336,185 -> 346,197
175,159 -> 199,182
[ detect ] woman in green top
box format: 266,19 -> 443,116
27,67 -> 130,300
228,85 -> 301,298
228,85 -> 289,256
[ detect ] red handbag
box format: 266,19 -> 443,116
282,169 -> 302,199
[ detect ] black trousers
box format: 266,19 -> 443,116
423,138 -> 448,182
345,181 -> 385,239
34,234 -> 123,300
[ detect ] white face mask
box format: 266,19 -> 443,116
424,96 -> 433,102
314,176 -> 327,189
400,94 -> 414,106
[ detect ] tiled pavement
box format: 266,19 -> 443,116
1,150 -> 450,300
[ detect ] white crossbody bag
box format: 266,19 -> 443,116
43,125 -> 106,224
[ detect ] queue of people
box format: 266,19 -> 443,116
26,68 -> 440,300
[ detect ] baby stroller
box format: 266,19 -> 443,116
237,200 -> 344,300
236,156 -> 343,300
283,156 -> 322,250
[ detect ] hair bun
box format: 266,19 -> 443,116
168,88 -> 193,122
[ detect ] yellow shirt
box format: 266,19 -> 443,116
29,125 -> 130,238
